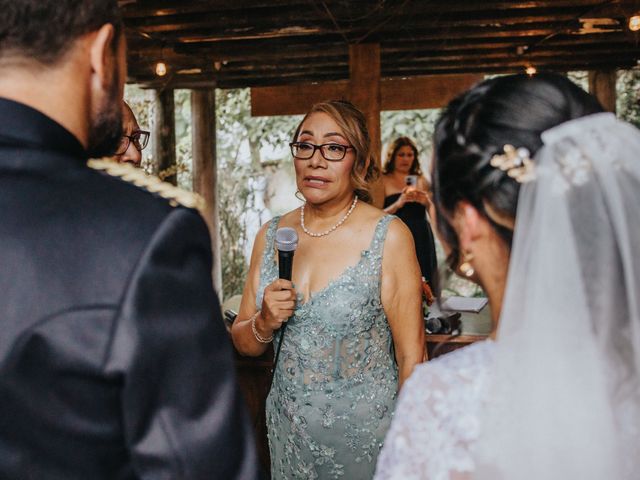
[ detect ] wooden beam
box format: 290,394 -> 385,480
123,0 -> 606,20
380,75 -> 483,111
250,74 -> 483,116
589,69 -> 617,113
122,0 -> 306,18
151,88 -> 177,185
135,71 -> 345,90
132,53 -> 636,89
390,60 -> 631,76
130,29 -> 631,56
191,89 -> 222,298
348,43 -> 383,208
128,9 -> 588,36
251,81 -> 347,116
128,46 -> 636,84
129,37 -> 636,75
384,52 -> 636,74
125,1 -> 608,33
144,21 -> 583,44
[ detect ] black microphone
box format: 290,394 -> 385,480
271,227 -> 298,378
275,227 -> 298,281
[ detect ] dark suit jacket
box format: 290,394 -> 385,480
0,98 -> 258,479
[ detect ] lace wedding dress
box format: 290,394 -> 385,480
375,340 -> 494,480
377,112 -> 640,479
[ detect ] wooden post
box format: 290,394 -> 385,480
348,43 -> 384,208
151,88 -> 177,185
191,89 -> 222,299
588,70 -> 617,113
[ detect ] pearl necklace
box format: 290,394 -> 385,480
300,196 -> 358,237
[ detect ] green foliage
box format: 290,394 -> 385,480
217,161 -> 262,298
217,89 -> 301,163
381,109 -> 441,172
567,71 -> 589,91
216,89 -> 300,299
618,70 -> 640,128
174,90 -> 193,189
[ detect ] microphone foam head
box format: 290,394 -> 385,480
275,227 -> 298,252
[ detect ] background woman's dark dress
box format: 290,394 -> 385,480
384,194 -> 437,287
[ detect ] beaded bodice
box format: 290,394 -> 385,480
259,214 -> 398,479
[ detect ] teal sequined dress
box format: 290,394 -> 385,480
258,215 -> 399,479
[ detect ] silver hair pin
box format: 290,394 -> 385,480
490,144 -> 536,183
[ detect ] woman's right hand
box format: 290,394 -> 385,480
384,191 -> 408,214
258,279 -> 297,334
395,191 -> 409,210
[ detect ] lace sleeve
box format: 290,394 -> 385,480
375,342 -> 493,480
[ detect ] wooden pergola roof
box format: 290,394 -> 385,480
122,0 -> 640,89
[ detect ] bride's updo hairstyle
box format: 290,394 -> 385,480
432,73 -> 603,269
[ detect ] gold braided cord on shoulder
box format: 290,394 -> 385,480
87,159 -> 205,212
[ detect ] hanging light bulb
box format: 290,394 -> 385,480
155,61 -> 167,77
629,15 -> 640,31
525,65 -> 537,76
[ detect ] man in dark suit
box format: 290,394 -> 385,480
0,1 -> 258,478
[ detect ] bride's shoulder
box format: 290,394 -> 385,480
407,340 -> 495,394
375,342 -> 494,480
396,340 -> 495,424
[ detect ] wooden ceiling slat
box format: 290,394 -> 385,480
121,0 -> 308,18
122,0 -> 608,19
129,39 -> 637,72
127,6 -> 605,35
127,31 -> 630,62
134,19 -> 595,44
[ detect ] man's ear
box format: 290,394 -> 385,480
89,24 -> 115,89
453,201 -> 482,252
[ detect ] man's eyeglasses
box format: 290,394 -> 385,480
115,130 -> 150,155
289,142 -> 354,162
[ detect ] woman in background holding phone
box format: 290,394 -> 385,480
383,136 -> 438,289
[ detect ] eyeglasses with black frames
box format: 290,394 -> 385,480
289,142 -> 354,162
115,130 -> 150,155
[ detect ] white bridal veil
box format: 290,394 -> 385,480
474,113 -> 640,479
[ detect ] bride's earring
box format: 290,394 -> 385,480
459,252 -> 475,278
295,190 -> 305,202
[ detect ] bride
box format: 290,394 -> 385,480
375,73 -> 640,479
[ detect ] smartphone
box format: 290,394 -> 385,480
405,175 -> 418,187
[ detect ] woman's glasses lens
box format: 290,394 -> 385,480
290,142 -> 348,161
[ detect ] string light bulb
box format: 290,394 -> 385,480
629,15 -> 640,31
155,61 -> 167,77
525,65 -> 537,76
